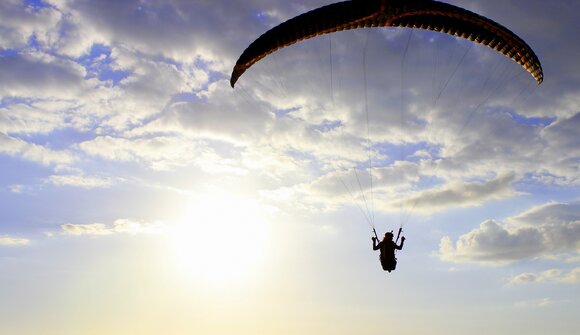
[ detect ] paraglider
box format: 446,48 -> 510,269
373,228 -> 405,272
230,0 -> 543,87
230,0 -> 543,273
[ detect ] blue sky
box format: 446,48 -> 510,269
1,0 -> 579,334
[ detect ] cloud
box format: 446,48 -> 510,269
0,52 -> 88,99
385,172 -> 519,213
0,102 -> 67,135
0,133 -> 75,167
276,161 -> 421,211
43,0 -> 260,67
78,135 -> 192,167
1,1 -> 573,170
110,218 -> 164,235
262,167 -> 520,216
61,223 -> 112,236
105,52 -> 206,125
136,80 -> 274,144
78,135 -> 246,173
61,219 -> 164,236
422,107 -> 548,179
514,298 -> 553,309
538,112 -> 580,184
0,0 -> 62,50
509,268 -> 580,285
562,268 -> 580,283
439,201 -> 580,264
509,201 -> 580,228
9,184 -> 25,193
0,235 -> 30,246
439,220 -> 545,264
46,174 -> 116,188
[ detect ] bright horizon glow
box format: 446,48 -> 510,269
167,192 -> 271,288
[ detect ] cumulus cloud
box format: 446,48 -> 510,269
0,235 -> 30,246
439,220 -> 545,264
61,218 -> 164,236
439,201 -> 580,264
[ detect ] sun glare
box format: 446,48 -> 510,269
167,192 -> 271,287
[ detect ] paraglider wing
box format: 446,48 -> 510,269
230,0 -> 543,87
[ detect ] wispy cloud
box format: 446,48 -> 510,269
46,174 -> 116,188
0,133 -> 75,167
509,268 -> 580,285
78,135 -> 246,173
385,173 -> 519,213
61,219 -> 164,236
61,223 -> 112,236
0,235 -> 30,246
514,298 -> 553,309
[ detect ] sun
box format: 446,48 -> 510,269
167,192 -> 271,286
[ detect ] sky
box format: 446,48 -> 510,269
1,0 -> 579,334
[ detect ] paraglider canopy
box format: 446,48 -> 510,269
230,0 -> 543,87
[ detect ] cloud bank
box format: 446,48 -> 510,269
439,201 -> 580,265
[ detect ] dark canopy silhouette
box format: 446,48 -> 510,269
230,0 -> 543,87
